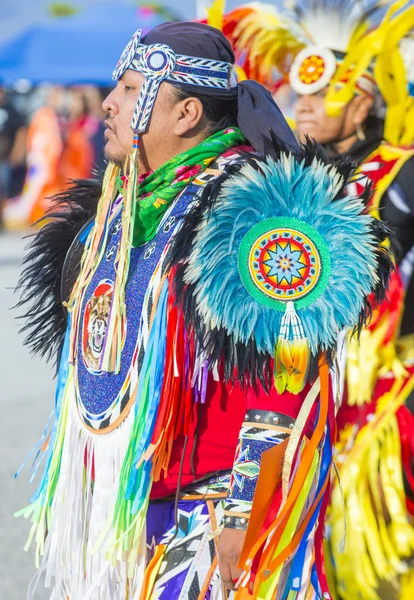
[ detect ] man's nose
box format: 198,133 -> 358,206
295,95 -> 313,114
102,89 -> 119,116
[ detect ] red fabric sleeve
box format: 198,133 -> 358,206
151,375 -> 315,499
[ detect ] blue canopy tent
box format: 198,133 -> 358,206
0,3 -> 178,85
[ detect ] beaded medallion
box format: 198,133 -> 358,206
290,45 -> 337,95
238,217 -> 331,311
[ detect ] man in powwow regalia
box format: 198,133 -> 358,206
223,1 -> 414,597
17,19 -> 391,600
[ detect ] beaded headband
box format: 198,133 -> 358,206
113,29 -> 237,133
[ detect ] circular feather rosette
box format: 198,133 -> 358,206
183,153 -> 382,359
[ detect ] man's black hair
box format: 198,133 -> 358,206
173,87 -> 238,135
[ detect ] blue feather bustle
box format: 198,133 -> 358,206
186,155 -> 377,354
170,137 -> 392,391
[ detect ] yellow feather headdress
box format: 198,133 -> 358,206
222,0 -> 414,145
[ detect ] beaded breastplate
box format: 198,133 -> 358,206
75,184 -> 200,434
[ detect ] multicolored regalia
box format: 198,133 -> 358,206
17,20 -> 391,600
222,1 -> 414,597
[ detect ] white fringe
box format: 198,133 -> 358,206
29,395 -> 146,600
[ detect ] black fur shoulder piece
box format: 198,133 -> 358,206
15,179 -> 101,367
168,134 -> 393,392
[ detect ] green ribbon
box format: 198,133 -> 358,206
117,127 -> 246,247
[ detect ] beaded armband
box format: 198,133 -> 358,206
223,409 -> 295,530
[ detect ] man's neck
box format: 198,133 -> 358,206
138,131 -> 209,175
331,132 -> 358,156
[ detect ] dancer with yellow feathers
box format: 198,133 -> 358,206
221,1 -> 414,598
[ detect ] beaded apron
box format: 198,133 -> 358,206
76,183 -> 200,434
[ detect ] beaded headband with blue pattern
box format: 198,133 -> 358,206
112,29 -> 237,133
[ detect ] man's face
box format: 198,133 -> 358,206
102,69 -> 176,171
294,89 -> 354,145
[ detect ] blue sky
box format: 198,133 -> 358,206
0,0 -> 252,43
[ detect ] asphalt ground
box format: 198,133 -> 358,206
0,232 -> 54,599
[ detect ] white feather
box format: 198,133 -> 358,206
28,398 -> 146,600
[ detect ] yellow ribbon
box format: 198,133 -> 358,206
281,378 -> 321,504
328,373 -> 414,599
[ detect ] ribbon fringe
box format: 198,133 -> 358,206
235,362 -> 334,599
329,374 -> 414,599
19,375 -> 143,599
274,301 -> 310,395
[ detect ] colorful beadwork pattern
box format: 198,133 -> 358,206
81,279 -> 122,373
75,180 -> 209,433
226,410 -> 294,507
290,45 -> 337,96
112,29 -> 142,81
299,55 -> 326,84
112,29 -> 236,133
238,217 -> 331,311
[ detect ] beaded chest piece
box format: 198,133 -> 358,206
75,184 -> 198,433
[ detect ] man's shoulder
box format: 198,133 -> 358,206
167,138 -> 390,396
394,154 -> 414,182
373,142 -> 414,163
16,179 -> 102,365
189,146 -> 254,204
377,143 -> 414,195
216,144 -> 255,168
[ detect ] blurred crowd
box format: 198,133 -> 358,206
0,79 -> 299,233
0,83 -> 109,231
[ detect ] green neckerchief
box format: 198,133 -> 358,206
117,127 -> 246,247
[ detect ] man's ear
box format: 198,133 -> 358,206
352,94 -> 374,127
173,96 -> 205,136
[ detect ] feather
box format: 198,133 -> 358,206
169,134 -> 392,392
223,1 -> 388,86
15,179 -> 101,367
288,0 -> 388,51
274,337 -> 292,393
289,337 -> 311,394
223,3 -> 306,87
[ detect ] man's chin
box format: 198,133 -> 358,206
297,126 -> 317,141
104,144 -> 127,168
